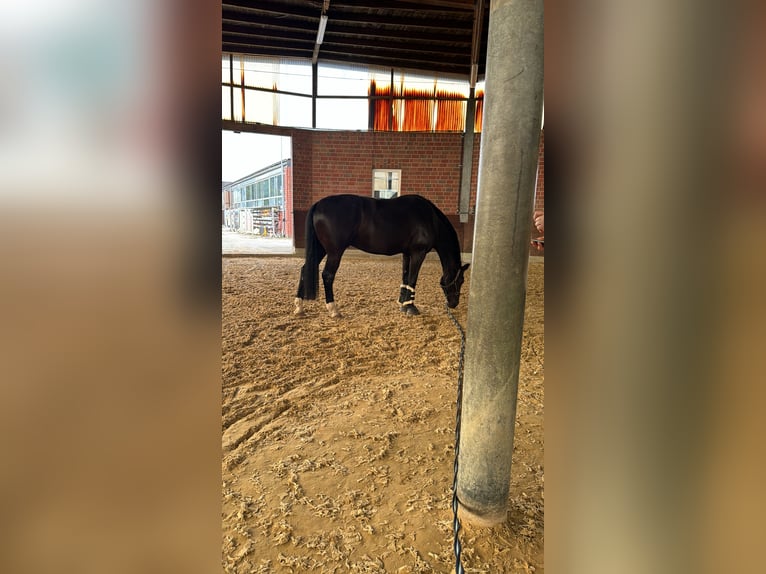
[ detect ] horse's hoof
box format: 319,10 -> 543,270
402,305 -> 420,316
326,302 -> 342,318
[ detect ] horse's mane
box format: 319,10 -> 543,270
426,198 -> 461,265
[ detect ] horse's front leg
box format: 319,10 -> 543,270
322,254 -> 343,318
399,254 -> 412,306
400,251 -> 426,315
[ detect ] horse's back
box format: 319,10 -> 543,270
311,194 -> 442,255
360,195 -> 440,254
313,193 -> 436,216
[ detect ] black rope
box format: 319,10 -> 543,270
445,303 -> 466,574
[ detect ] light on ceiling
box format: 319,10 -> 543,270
316,14 -> 328,45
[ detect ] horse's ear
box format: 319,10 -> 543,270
461,263 -> 470,272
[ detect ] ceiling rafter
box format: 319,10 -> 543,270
332,0 -> 474,11
223,22 -> 471,50
222,0 -> 489,79
223,1 -> 321,19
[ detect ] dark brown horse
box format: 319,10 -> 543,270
294,194 -> 469,317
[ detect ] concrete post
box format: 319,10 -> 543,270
457,0 -> 544,527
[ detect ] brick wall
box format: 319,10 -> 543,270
283,165 -> 294,238
293,131 -> 467,211
289,128 -> 543,252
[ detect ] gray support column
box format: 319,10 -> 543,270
229,54 -> 234,122
459,88 -> 476,223
389,68 -> 394,131
312,61 -> 318,128
457,0 -> 544,526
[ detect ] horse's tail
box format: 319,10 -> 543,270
303,203 -> 321,300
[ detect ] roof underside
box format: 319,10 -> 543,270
222,0 -> 490,79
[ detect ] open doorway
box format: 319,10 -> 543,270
221,131 -> 293,255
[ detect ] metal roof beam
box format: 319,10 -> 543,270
222,1 -> 317,19
333,0 -> 474,11
327,11 -> 470,30
469,0 -> 485,87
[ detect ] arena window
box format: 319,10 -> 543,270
372,169 -> 401,199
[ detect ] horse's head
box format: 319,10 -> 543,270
441,263 -> 470,308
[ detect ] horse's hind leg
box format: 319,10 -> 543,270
294,266 -> 306,315
322,252 -> 343,318
294,242 -> 327,316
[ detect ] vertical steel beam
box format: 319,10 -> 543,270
240,57 -> 246,122
459,87 -> 476,223
312,61 -> 318,128
229,53 -> 234,122
389,68 -> 394,131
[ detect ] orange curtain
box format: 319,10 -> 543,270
474,89 -> 484,132
401,88 -> 433,131
369,80 -> 471,132
435,93 -> 466,131
369,81 -> 393,130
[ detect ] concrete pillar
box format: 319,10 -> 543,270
457,0 -> 544,526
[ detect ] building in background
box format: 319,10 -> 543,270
221,181 -> 232,225
223,159 -> 293,238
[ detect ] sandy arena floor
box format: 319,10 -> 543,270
222,256 -> 544,573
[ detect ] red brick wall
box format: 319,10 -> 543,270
291,130 -> 313,211
289,128 -> 543,252
293,131 -> 465,212
283,164 -> 294,238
